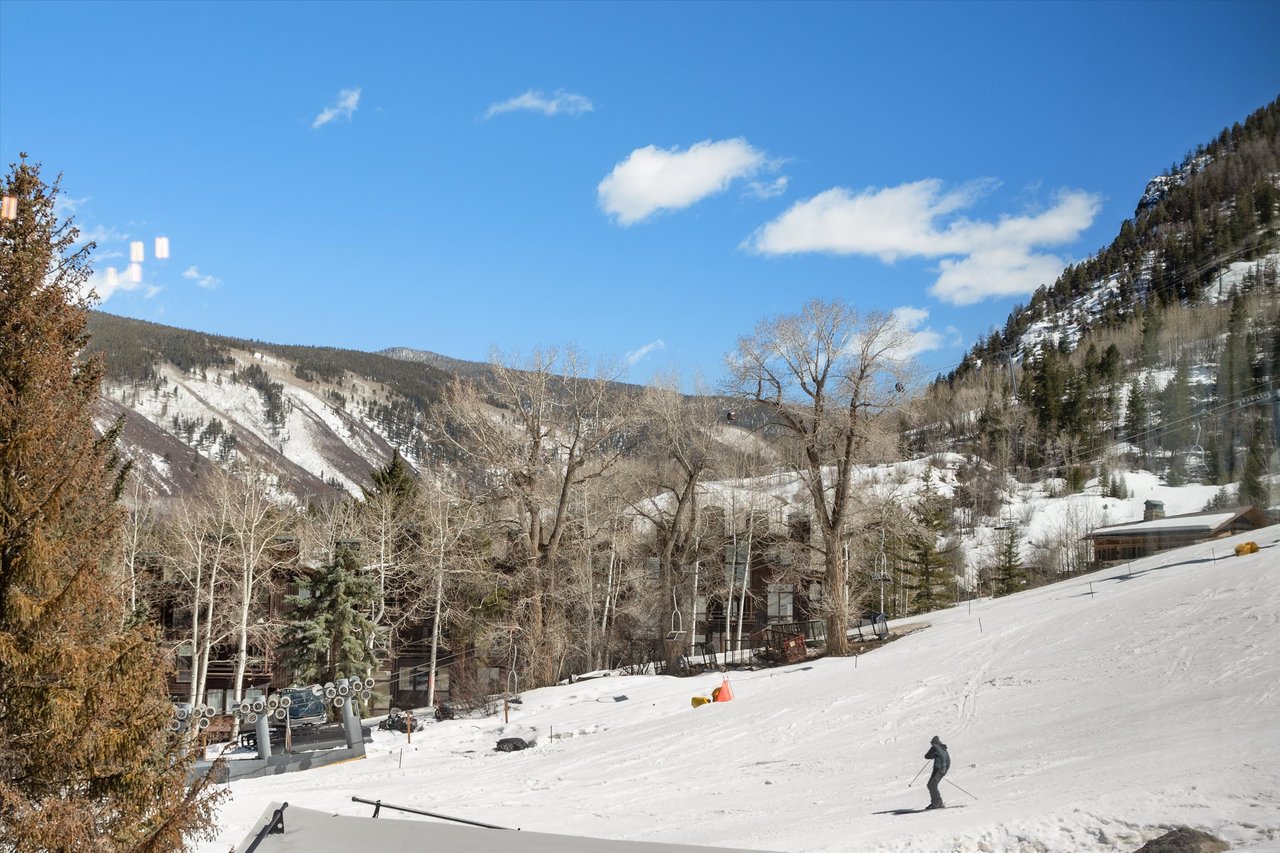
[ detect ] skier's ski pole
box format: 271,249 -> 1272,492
945,777 -> 978,800
908,762 -> 929,787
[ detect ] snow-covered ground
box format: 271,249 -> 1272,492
201,522 -> 1280,852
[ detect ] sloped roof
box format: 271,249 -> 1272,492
236,803 -> 779,853
1088,506 -> 1264,538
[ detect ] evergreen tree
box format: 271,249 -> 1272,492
1099,344 -> 1122,381
1216,293 -> 1252,479
1140,307 -> 1164,368
990,525 -> 1026,597
899,472 -> 958,614
1239,416 -> 1272,509
364,449 -> 419,509
1204,485 -> 1234,511
1124,379 -> 1150,465
1160,355 -> 1193,452
280,544 -> 380,691
0,157 -> 221,849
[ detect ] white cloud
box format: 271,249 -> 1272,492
55,195 -> 90,217
931,246 -> 1072,306
182,265 -> 221,289
743,176 -> 789,200
598,138 -> 769,226
74,224 -> 130,246
625,339 -> 666,366
745,179 -> 984,260
81,265 -> 147,304
745,180 -> 1100,304
890,306 -> 945,357
312,87 -> 361,129
485,89 -> 593,119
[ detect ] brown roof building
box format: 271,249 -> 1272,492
1086,503 -> 1268,565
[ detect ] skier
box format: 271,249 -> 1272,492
924,735 -> 950,809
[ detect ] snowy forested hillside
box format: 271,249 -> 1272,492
925,99 -> 1279,503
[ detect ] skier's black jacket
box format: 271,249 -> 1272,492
925,738 -> 950,776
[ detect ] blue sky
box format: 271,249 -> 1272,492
3,1 -> 1278,386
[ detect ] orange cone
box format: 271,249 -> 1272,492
715,676 -> 734,702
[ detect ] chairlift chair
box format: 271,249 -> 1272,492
665,590 -> 686,642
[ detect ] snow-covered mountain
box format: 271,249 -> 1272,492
957,99 -> 1279,370
1015,250 -> 1280,358
99,351 -> 411,503
87,311 -> 449,503
1134,152 -> 1212,216
199,510 -> 1280,853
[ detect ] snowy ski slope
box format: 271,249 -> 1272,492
202,523 -> 1280,853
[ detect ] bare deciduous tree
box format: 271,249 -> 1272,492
166,481 -> 235,710
1030,498 -> 1109,579
727,299 -> 913,655
432,347 -> 636,687
217,462 -> 292,736
629,374 -> 724,662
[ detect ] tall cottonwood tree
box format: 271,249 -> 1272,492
728,299 -> 912,655
433,348 -> 636,687
0,157 -> 221,850
630,375 -> 723,659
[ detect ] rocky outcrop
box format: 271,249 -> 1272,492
1133,826 -> 1229,853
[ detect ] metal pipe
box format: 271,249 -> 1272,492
350,796 -> 517,830
243,803 -> 287,853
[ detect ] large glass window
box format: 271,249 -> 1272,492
768,583 -> 794,621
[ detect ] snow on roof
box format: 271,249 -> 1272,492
236,803 -> 775,853
1089,509 -> 1241,537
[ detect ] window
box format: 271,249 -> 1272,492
767,583 -> 794,621
724,541 -> 748,585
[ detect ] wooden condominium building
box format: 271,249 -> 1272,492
1086,501 -> 1268,565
